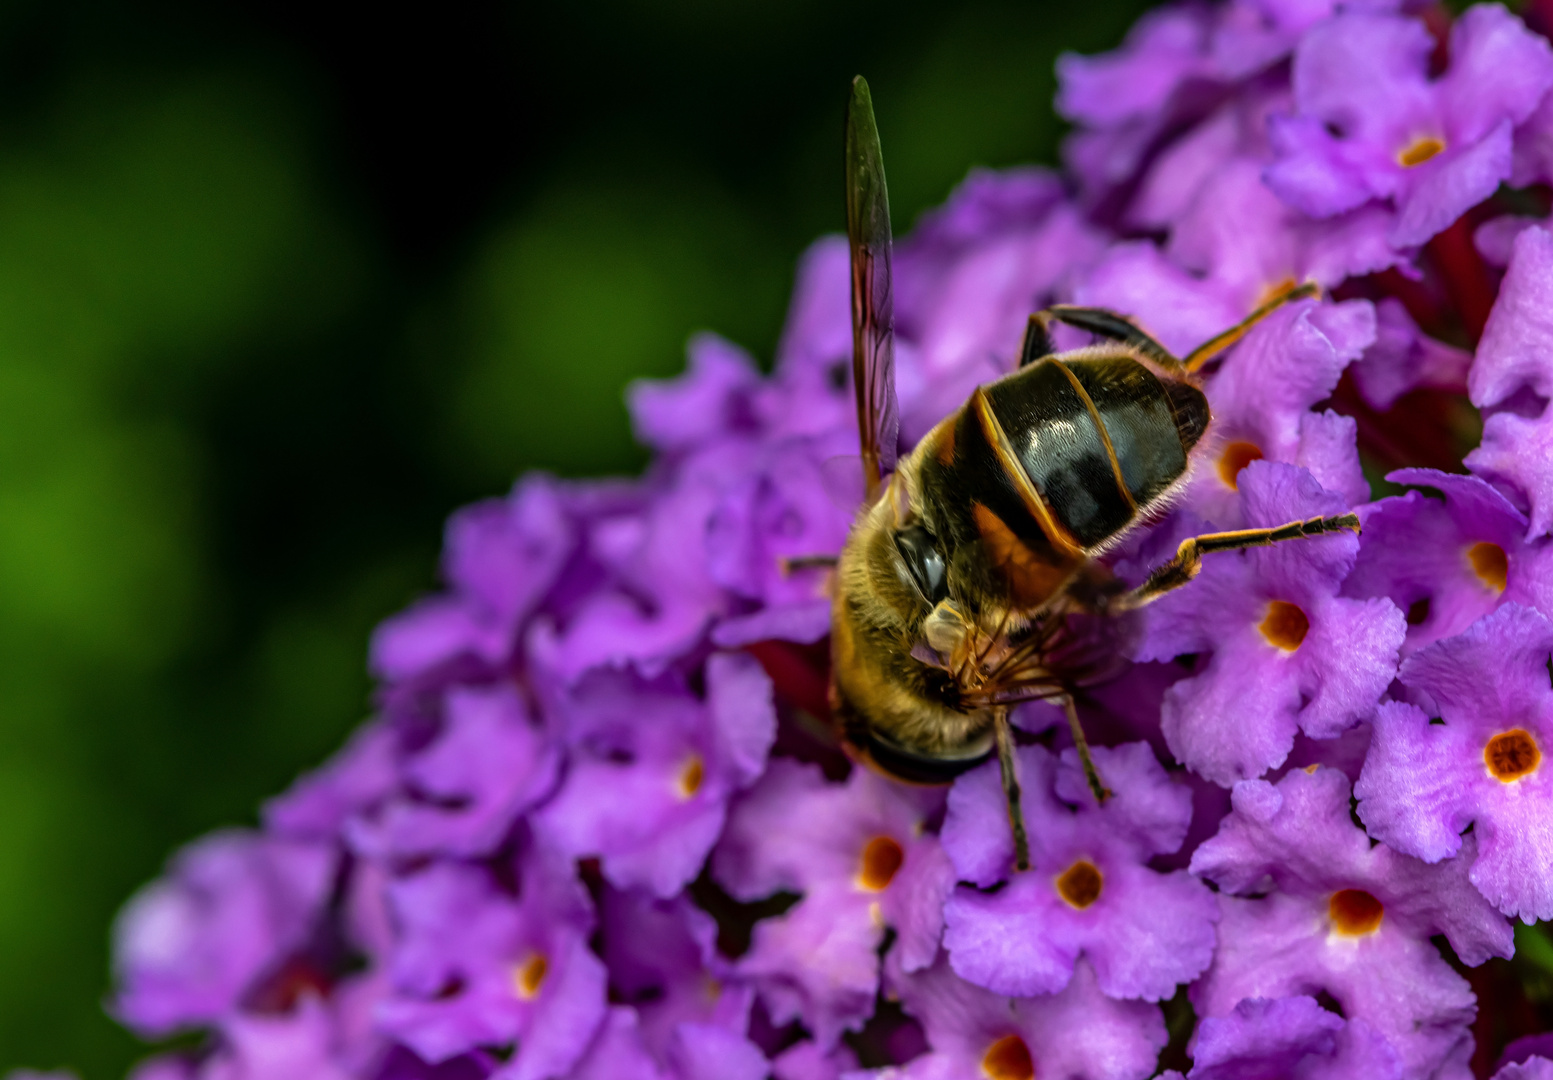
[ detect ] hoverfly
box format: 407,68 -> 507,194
826,77 -> 1358,870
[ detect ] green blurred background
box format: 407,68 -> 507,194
0,0 -> 1154,1074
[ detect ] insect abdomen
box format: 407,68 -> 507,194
982,355 -> 1192,548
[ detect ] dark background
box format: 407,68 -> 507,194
0,1 -> 1153,1074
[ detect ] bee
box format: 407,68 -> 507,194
827,77 -> 1358,870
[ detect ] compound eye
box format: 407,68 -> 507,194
894,525 -> 948,604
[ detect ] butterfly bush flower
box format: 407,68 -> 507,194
1162,995 -> 1404,1080
846,950 -> 1166,1080
1464,226 -> 1553,541
1343,468 -> 1553,659
1135,462 -> 1404,784
940,742 -> 1217,1000
1264,5 -> 1553,247
94,3 -> 1553,1080
711,760 -> 952,1047
373,841 -> 606,1078
113,831 -> 335,1036
1191,767 -> 1509,1079
1357,603 -> 1553,921
532,653 -> 775,898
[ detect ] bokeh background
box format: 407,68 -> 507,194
0,0 -> 1157,1074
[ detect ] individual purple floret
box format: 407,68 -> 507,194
711,759 -> 953,1048
1166,157 -> 1404,320
628,333 -> 764,457
1350,298 -> 1473,411
1135,461 -> 1404,785
844,950 -> 1165,1080
1192,766 -> 1510,1079
113,831 -> 335,1037
1264,5 -> 1553,247
892,169 -> 1107,443
1343,468 -> 1553,659
526,476 -> 727,684
1056,5 -> 1211,131
1186,300 -> 1373,523
370,475 -> 579,684
704,430 -> 854,649
1506,1036 -> 1553,1073
561,1008 -> 766,1080
1057,4 -> 1218,209
940,742 -> 1216,1001
191,998 -> 357,1080
263,720 -> 401,842
564,1008 -> 662,1080
374,840 -> 606,1079
1356,602 -> 1553,920
771,1040 -> 859,1080
1210,0 -> 1410,81
532,651 -> 774,898
345,683 -> 560,860
597,887 -> 754,1063
1500,1060 -> 1553,1080
1465,226 -> 1553,540
1477,214 -> 1547,269
1162,996 -> 1402,1080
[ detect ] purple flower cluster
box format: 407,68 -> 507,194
98,3 -> 1553,1079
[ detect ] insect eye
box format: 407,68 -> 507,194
894,525 -> 948,604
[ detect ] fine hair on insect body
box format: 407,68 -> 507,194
813,76 -> 1360,873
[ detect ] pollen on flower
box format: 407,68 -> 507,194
1218,441 -> 1264,489
1260,601 -> 1310,651
676,754 -> 705,798
1397,135 -> 1445,167
1328,889 -> 1384,936
513,952 -> 548,999
1055,858 -> 1103,909
1485,729 -> 1541,782
1467,541 -> 1508,592
858,835 -> 905,891
981,1034 -> 1035,1080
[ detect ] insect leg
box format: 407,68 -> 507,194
1062,693 -> 1110,804
992,706 -> 1031,873
1019,306 -> 1180,370
1181,282 -> 1320,372
1118,512 -> 1360,609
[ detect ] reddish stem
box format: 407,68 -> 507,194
745,638 -> 832,724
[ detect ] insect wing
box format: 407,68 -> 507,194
845,75 -> 899,504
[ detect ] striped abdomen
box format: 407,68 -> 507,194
918,352 -> 1207,608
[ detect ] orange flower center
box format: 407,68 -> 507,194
1398,135 -> 1445,167
676,754 -> 705,798
1218,441 -> 1264,489
1260,601 -> 1309,651
858,836 -> 905,891
1467,542 -> 1508,592
1055,859 -> 1103,909
513,952 -> 548,999
982,1034 -> 1035,1080
1329,889 -> 1384,936
1485,729 -> 1540,782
